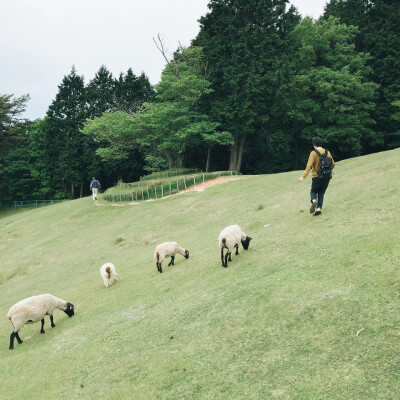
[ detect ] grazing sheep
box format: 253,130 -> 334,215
219,224 -> 252,268
7,294 -> 74,350
154,242 -> 189,273
100,262 -> 118,288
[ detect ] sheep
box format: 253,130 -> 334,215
7,293 -> 74,350
100,262 -> 118,288
219,224 -> 252,268
154,242 -> 189,273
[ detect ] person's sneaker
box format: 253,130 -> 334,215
310,201 -> 317,214
313,210 -> 322,216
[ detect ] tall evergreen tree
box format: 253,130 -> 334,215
46,67 -> 92,198
86,65 -> 116,119
0,93 -> 30,199
195,0 -> 300,171
115,69 -> 154,112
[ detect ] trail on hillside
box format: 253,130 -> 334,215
102,175 -> 244,206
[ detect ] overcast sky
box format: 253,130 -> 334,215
0,0 -> 328,121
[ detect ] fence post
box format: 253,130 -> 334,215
169,182 -> 171,195
155,187 -> 157,199
177,181 -> 179,192
161,185 -> 163,198
147,188 -> 150,199
203,174 -> 205,183
183,178 -> 187,190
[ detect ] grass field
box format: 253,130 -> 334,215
1,149 -> 399,399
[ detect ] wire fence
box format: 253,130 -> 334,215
104,171 -> 240,203
0,200 -> 66,209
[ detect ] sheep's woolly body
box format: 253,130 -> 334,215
154,242 -> 189,273
219,225 -> 247,252
100,263 -> 118,288
154,242 -> 186,263
7,294 -> 70,332
219,224 -> 252,267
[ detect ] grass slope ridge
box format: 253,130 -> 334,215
1,149 -> 399,400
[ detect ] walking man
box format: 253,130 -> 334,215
299,137 -> 335,216
90,177 -> 101,200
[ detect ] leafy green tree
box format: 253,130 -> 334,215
195,0 -> 300,171
279,17 -> 378,163
324,0 -> 400,149
81,111 -> 144,182
83,46 -> 232,173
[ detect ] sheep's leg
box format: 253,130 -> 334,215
159,262 -> 163,273
221,248 -> 225,267
9,332 -> 16,349
40,318 -> 45,334
50,315 -> 56,328
224,252 -> 229,268
15,331 -> 23,344
9,331 -> 23,349
168,256 -> 175,266
235,244 -> 239,255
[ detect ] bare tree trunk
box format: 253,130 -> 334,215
229,136 -> 239,171
236,134 -> 247,172
176,143 -> 187,168
80,183 -> 83,198
163,150 -> 174,168
205,146 -> 211,172
71,183 -> 75,199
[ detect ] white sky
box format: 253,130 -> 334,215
0,0 -> 328,120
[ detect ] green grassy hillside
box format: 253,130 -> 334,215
1,149 -> 399,400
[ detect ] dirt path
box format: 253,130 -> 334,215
185,175 -> 243,192
104,175 -> 244,206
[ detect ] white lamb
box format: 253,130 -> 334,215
7,293 -> 74,350
154,242 -> 190,273
218,224 -> 252,268
100,262 -> 118,288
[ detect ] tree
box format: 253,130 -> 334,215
279,17 -> 378,163
46,66 -> 92,198
195,0 -> 300,171
84,46 -> 232,173
324,0 -> 400,149
85,65 -> 116,119
0,93 -> 30,199
115,69 -> 154,113
153,44 -> 233,171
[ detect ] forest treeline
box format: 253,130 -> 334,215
1,0 -> 399,200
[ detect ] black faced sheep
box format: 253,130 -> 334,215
154,242 -> 189,273
7,294 -> 74,350
219,224 -> 252,267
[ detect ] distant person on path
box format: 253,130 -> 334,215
299,137 -> 335,216
90,177 -> 101,200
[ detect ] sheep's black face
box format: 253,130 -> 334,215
184,250 -> 190,259
241,236 -> 252,250
64,303 -> 74,317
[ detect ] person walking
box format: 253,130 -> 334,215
90,177 -> 101,200
299,137 -> 335,216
